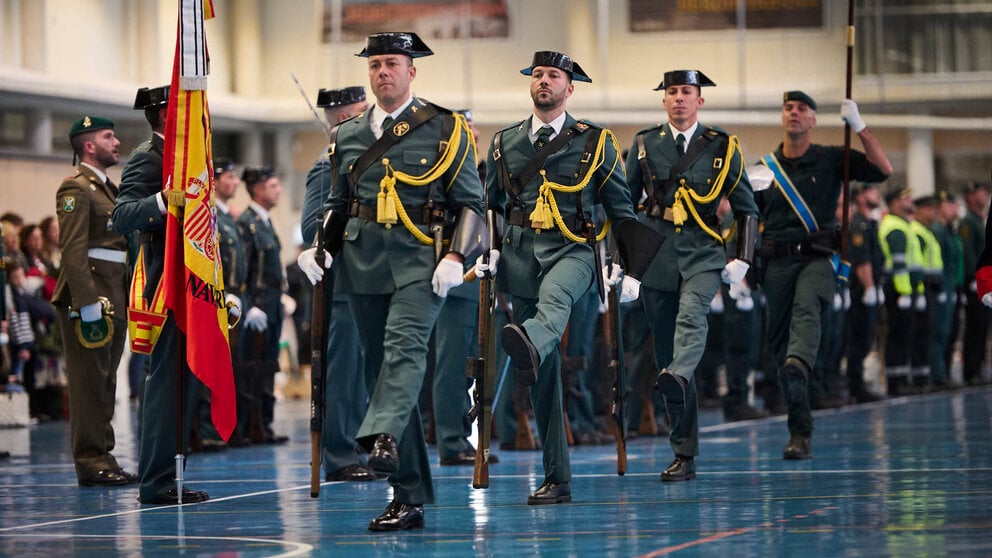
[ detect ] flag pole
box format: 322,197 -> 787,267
841,0 -> 855,262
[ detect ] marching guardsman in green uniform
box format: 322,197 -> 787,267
52,116 -> 137,487
756,91 -> 891,460
296,32 -> 485,531
879,188 -> 920,395
844,183 -> 885,402
910,196 -> 943,388
300,85 -> 378,482
960,183 -> 991,385
481,51 -> 656,504
237,166 -> 289,445
626,70 -> 757,481
113,84 -> 211,504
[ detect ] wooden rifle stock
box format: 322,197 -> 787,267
309,217 -> 329,498
471,209 -> 497,488
605,246 -> 628,475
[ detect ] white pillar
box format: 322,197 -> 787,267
906,128 -> 935,197
27,108 -> 51,155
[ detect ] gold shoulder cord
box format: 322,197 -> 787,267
527,128 -> 620,243
376,112 -> 474,245
671,134 -> 743,243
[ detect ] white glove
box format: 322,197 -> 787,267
474,249 -> 501,278
244,307 -> 268,331
735,293 -> 754,311
833,292 -> 843,311
297,247 -> 333,285
862,286 -> 878,306
960,292 -> 968,306
841,99 -> 867,133
843,288 -> 851,311
970,280 -> 978,293
618,276 -> 641,304
80,302 -> 103,322
0,332 -> 7,346
709,291 -> 725,314
897,295 -> 912,310
937,292 -> 948,304
603,263 -> 622,287
914,294 -> 927,312
281,293 -> 297,317
432,258 -> 464,298
721,259 -> 750,284
728,280 -> 751,301
983,292 -> 992,308
225,293 -> 242,322
877,286 -> 886,306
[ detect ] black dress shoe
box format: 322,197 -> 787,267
656,370 -> 688,404
368,500 -> 424,532
139,487 -> 210,505
660,455 -> 696,482
78,469 -> 130,487
325,463 -> 378,482
783,434 -> 812,460
114,468 -> 139,484
440,448 -> 500,466
527,480 -> 571,505
368,434 -> 399,474
502,324 -> 540,386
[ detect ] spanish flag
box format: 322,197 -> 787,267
160,0 -> 236,440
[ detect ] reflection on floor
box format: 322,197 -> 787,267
1,386 -> 991,557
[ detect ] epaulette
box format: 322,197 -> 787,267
575,119 -> 603,131
420,99 -> 453,115
704,125 -> 729,137
638,123 -> 666,135
133,141 -> 154,153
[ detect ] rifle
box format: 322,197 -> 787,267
467,209 -> 498,488
291,72 -> 334,498
604,238 -> 628,475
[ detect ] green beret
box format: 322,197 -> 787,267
69,116 -> 114,139
783,90 -> 817,111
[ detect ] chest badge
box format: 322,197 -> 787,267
62,196 -> 76,213
393,121 -> 410,136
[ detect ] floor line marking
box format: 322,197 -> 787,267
0,534 -> 312,558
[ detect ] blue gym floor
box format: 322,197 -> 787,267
1,386 -> 991,557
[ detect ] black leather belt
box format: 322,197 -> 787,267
352,204 -> 428,225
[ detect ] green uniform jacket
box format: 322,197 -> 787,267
325,98 -> 483,294
486,114 -> 636,298
52,165 -> 129,313
960,209 -> 985,281
626,122 -> 757,292
111,135 -> 167,295
217,207 -> 246,295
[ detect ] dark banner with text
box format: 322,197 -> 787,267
629,0 -> 822,33
323,0 -> 510,42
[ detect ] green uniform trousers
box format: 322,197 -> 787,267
762,256 -> 834,436
321,297 -> 368,473
433,295 -> 478,459
352,279 -> 444,505
514,256 -> 593,484
641,270 -> 721,457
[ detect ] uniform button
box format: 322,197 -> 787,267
344,232 -> 349,237
148,217 -> 154,222
420,158 -> 427,164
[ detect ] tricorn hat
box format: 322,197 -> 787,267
133,85 -> 170,110
914,194 -> 939,208
356,32 -> 433,58
520,51 -> 592,83
69,116 -> 114,139
316,86 -> 367,108
653,70 -> 716,91
241,166 -> 276,186
783,90 -> 818,111
213,158 -> 237,178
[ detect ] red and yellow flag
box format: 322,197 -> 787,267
161,0 -> 235,440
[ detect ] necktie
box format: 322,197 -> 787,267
534,125 -> 553,150
105,178 -> 118,195
675,133 -> 686,155
382,116 -> 394,135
